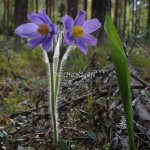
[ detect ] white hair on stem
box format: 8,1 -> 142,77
43,50 -> 59,141
42,31 -> 76,143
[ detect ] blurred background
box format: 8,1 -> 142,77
0,0 -> 150,94
0,0 -> 149,89
0,0 -> 150,42
0,1 -> 150,149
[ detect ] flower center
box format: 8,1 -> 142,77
72,26 -> 84,38
38,24 -> 49,35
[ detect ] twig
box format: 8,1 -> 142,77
83,51 -> 97,74
131,73 -> 150,88
9,83 -> 148,119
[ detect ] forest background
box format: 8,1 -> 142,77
0,0 -> 150,149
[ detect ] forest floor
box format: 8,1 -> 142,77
0,37 -> 150,149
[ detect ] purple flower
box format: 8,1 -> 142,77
15,9 -> 58,51
61,10 -> 101,54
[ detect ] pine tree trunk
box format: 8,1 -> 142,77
46,0 -> 54,20
131,0 -> 135,34
114,0 -> 119,29
3,0 -> 6,36
123,0 -> 127,37
46,0 -> 51,18
6,0 -> 10,37
14,0 -> 28,27
36,0 -> 38,13
92,0 -> 111,42
67,0 -> 78,19
118,0 -> 122,35
52,0 -> 55,22
31,0 -> 34,11
147,0 -> 150,36
84,0 -> 87,11
14,0 -> 28,46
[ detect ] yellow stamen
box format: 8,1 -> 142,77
72,26 -> 84,38
38,24 -> 49,35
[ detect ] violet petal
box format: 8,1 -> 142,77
64,31 -> 74,45
49,24 -> 58,35
42,34 -> 53,51
28,34 -> 46,48
27,12 -> 44,25
38,9 -> 51,24
82,18 -> 101,33
61,15 -> 74,31
81,33 -> 97,46
74,10 -> 86,26
15,23 -> 38,38
74,38 -> 88,54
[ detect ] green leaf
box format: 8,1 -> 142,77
104,13 -> 135,150
87,130 -> 97,140
59,140 -> 69,150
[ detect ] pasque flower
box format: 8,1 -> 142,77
61,10 -> 101,54
15,9 -> 58,51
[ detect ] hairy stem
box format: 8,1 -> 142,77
50,62 -> 58,146
54,58 -> 62,102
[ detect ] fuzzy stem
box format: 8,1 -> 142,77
54,45 -> 67,102
54,58 -> 62,102
50,62 -> 58,146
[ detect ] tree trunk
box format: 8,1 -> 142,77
67,0 -> 78,19
46,0 -> 52,19
36,0 -> 38,13
118,0 -> 122,35
46,0 -> 48,14
52,0 -> 55,22
31,0 -> 34,11
14,0 -> 28,45
3,0 -> 6,36
84,0 -> 87,11
147,0 -> 150,36
6,0 -> 10,37
92,0 -> 111,42
114,0 -> 119,29
123,0 -> 127,37
131,0 -> 136,34
45,0 -> 56,22
14,0 -> 28,27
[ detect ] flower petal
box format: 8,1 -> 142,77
38,9 -> 51,24
81,33 -> 97,46
64,31 -> 74,45
82,18 -> 101,33
27,11 -> 44,25
42,34 -> 53,51
49,24 -> 58,35
74,38 -> 88,54
15,23 -> 38,38
61,15 -> 74,31
74,10 -> 86,26
28,34 -> 46,48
